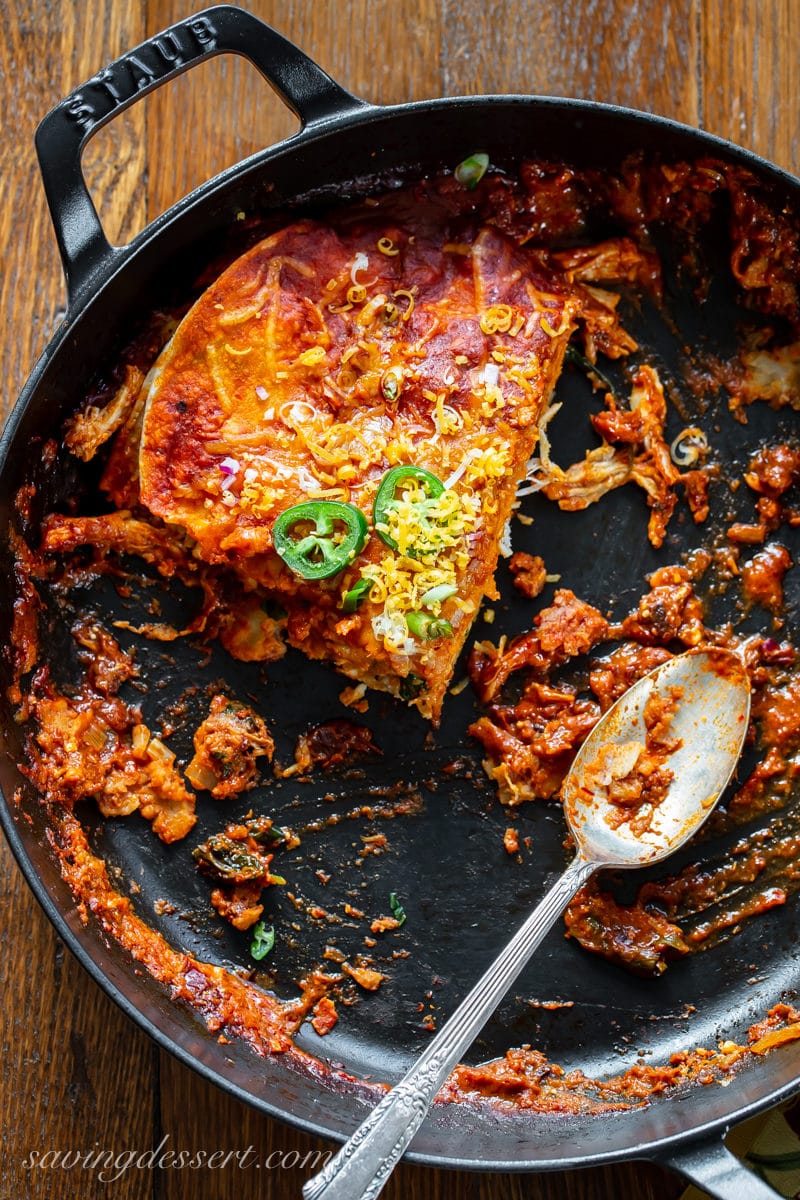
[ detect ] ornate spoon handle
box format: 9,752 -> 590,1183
302,855 -> 598,1200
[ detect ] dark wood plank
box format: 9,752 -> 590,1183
0,2 -> 148,394
1,888 -> 158,1200
701,0 -> 798,174
139,0 -> 444,233
441,0 -> 700,124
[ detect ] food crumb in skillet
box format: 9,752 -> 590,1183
186,694 -> 274,798
192,816 -> 291,932
741,543 -> 793,615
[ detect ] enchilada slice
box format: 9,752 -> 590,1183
138,207 -> 582,720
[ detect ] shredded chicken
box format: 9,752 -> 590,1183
508,551 -> 548,599
468,589 -> 609,704
528,365 -> 709,548
65,365 -> 145,462
41,511 -> 192,576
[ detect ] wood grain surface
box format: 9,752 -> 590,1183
0,2 -> 797,1198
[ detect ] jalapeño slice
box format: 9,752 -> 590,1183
273,500 -> 368,581
372,465 -> 445,552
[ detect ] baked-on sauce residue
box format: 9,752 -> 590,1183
9,155 -> 800,1114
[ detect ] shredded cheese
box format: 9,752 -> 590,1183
480,304 -> 514,334
540,312 -> 570,337
379,486 -> 478,560
350,252 -> 371,283
393,289 -> 415,320
296,346 -> 327,367
361,481 -> 484,642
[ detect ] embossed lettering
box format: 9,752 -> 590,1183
61,16 -> 219,136
94,68 -> 124,104
153,31 -> 184,68
65,93 -> 96,131
188,16 -> 218,49
127,52 -> 158,91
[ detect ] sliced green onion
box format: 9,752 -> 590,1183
405,611 -> 454,640
381,367 -> 404,403
420,583 -> 458,607
389,892 -> 406,926
250,921 -> 275,961
341,577 -> 374,613
454,152 -> 489,190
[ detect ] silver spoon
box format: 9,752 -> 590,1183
303,646 -> 751,1200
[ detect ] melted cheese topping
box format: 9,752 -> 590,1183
136,209 -> 583,717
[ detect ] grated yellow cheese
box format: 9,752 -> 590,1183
360,482 -> 484,651
540,311 -> 572,338
433,392 -> 464,435
479,304 -> 514,334
296,345 -> 327,366
374,485 -> 480,562
393,289 -> 415,320
462,441 -> 511,487
480,382 -> 506,418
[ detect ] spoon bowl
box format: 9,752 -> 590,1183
564,646 -> 751,866
304,647 -> 752,1200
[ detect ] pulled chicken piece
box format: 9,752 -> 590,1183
285,719 -> 380,777
508,552 -> 548,599
564,878 -> 689,975
531,365 -> 710,548
469,589 -> 608,704
27,633 -> 196,844
617,566 -> 705,646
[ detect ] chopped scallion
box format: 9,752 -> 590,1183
406,610 -> 454,640
420,583 -> 458,607
341,577 -> 374,613
389,892 -> 406,926
454,152 -> 489,190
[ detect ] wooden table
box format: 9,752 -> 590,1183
1,2 -> 796,1197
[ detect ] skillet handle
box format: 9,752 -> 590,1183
659,1132 -> 784,1199
34,3 -> 367,307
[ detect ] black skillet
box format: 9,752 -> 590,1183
1,7 -> 799,1197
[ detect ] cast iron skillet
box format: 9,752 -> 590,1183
2,7 -> 800,1196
